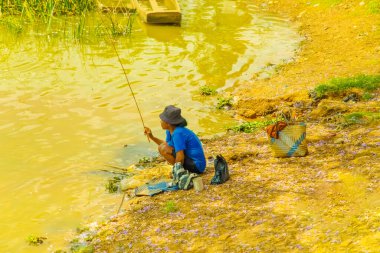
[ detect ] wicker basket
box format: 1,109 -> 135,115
269,122 -> 308,158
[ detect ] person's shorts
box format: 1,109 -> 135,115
172,150 -> 201,174
183,156 -> 201,174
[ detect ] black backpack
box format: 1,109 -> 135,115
210,155 -> 229,185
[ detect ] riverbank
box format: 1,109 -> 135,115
71,0 -> 380,252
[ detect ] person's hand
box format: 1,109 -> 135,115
144,127 -> 153,139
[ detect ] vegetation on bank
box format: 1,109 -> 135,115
312,74 -> 380,100
368,0 -> 380,13
0,0 -> 96,16
342,111 -> 380,127
228,118 -> 279,133
0,0 -> 135,40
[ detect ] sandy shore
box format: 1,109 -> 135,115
70,1 -> 380,252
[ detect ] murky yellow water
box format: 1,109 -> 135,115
0,1 -> 301,252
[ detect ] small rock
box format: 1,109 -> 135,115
343,93 -> 359,102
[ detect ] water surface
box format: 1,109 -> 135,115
0,0 -> 301,251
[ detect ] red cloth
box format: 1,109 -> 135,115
266,121 -> 287,139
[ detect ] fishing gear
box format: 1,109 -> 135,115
99,10 -> 150,215
101,11 -> 149,143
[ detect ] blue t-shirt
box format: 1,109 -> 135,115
165,127 -> 206,172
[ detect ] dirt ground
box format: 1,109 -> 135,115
73,1 -> 380,252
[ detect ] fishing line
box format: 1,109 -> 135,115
100,10 -> 149,141
99,8 -> 149,215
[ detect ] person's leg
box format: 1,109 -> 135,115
158,142 -> 175,165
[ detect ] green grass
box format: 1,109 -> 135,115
216,97 -> 233,109
0,16 -> 24,33
341,112 -> 380,127
163,200 -> 178,213
228,119 -> 279,133
309,0 -> 342,7
313,74 -> 380,99
362,92 -> 374,101
1,0 -> 96,17
200,85 -> 217,96
368,0 -> 380,14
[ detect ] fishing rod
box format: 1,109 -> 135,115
99,8 -> 150,215
100,10 -> 149,143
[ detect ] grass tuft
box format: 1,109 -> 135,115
313,74 -> 380,99
340,112 -> 380,127
228,119 -> 279,133
163,200 -> 178,213
216,97 -> 233,109
200,85 -> 217,96
368,0 -> 380,14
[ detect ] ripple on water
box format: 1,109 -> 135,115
0,2 -> 302,252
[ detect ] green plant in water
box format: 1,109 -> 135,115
0,16 -> 23,33
26,235 -> 47,246
74,11 -> 87,40
228,119 -> 279,133
1,0 -> 96,16
46,0 -> 56,33
105,176 -> 122,193
163,200 -> 178,213
200,85 -> 217,96
216,97 -> 233,109
313,74 -> 380,99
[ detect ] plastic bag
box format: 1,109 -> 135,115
210,154 -> 229,185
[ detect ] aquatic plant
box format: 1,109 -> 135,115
313,74 -> 380,99
200,85 -> 217,96
1,0 -> 96,17
0,0 -> 135,42
216,97 -> 233,109
26,235 -> 47,246
0,16 -> 23,33
105,176 -> 123,193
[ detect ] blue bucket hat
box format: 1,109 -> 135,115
159,105 -> 185,125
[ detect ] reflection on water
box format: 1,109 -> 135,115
0,0 -> 300,252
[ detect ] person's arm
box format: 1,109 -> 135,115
144,127 -> 163,145
175,150 -> 185,164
